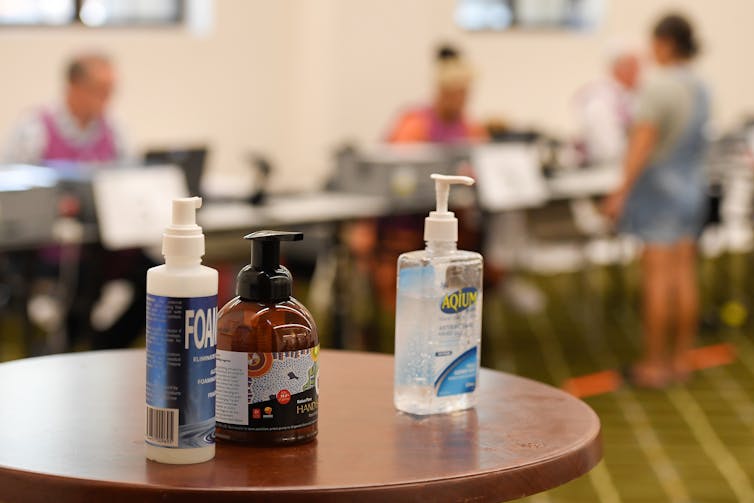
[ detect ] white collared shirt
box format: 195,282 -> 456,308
576,78 -> 636,164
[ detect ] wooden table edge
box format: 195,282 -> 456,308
0,422 -> 601,503
0,349 -> 603,502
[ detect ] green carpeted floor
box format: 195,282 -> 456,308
485,253 -> 754,502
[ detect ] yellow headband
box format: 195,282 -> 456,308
436,58 -> 474,88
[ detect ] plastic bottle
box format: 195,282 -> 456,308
394,174 -> 483,415
145,197 -> 218,464
215,231 -> 319,445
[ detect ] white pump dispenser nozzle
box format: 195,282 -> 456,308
424,173 -> 475,243
162,197 -> 205,258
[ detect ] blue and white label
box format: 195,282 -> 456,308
146,294 -> 217,449
431,283 -> 481,397
435,346 -> 477,396
395,264 -> 481,402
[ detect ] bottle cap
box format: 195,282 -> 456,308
424,174 -> 475,242
236,230 -> 304,302
162,197 -> 205,258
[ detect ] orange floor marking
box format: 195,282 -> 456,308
563,370 -> 621,398
562,343 -> 736,399
688,343 -> 736,370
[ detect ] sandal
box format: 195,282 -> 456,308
671,355 -> 693,384
621,364 -> 671,390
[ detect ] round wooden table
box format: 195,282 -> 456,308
0,349 -> 601,502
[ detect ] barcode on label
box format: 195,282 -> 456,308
145,405 -> 179,447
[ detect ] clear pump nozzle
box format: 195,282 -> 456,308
424,173 -> 475,243
162,197 -> 205,258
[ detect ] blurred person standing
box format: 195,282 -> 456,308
602,14 -> 709,388
3,53 -> 126,164
387,45 -> 486,143
575,45 -> 641,165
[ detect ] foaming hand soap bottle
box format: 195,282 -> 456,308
145,197 -> 218,464
215,231 -> 319,445
394,174 -> 483,415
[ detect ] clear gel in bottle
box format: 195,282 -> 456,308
394,174 -> 483,415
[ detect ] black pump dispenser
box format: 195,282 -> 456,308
236,230 -> 303,302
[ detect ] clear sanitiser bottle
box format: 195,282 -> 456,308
394,174 -> 483,415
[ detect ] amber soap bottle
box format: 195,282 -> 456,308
215,231 -> 319,445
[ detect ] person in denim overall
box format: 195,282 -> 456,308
621,70 -> 709,244
602,13 -> 709,388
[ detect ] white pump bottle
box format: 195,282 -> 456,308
145,197 -> 218,464
394,174 -> 483,415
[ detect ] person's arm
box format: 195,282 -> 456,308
601,72 -> 669,221
386,111 -> 429,143
1,112 -> 47,164
601,122 -> 658,221
619,122 -> 658,189
466,121 -> 489,143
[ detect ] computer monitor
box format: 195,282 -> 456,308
91,165 -> 188,250
331,144 -> 467,212
472,144 -> 548,212
0,165 -> 59,250
144,147 -> 207,197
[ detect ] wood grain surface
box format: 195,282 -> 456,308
0,349 -> 601,502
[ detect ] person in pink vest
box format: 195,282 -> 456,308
3,53 -> 125,165
3,53 -> 144,352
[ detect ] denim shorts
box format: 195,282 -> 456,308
619,163 -> 706,244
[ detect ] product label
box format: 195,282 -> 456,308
435,346 -> 477,396
396,265 -> 481,399
145,294 -> 217,449
216,346 -> 319,432
440,287 -> 479,313
433,286 -> 479,397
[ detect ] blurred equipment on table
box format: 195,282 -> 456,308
330,144 -> 467,212
144,147 -> 207,198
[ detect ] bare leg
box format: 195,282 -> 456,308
634,245 -> 673,387
671,239 -> 698,381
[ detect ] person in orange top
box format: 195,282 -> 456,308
344,45 -> 486,351
387,45 -> 486,144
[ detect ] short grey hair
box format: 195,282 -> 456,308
66,53 -> 112,84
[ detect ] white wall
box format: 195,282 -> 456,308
1,0 -> 753,191
0,1 -> 295,188
319,0 -> 754,153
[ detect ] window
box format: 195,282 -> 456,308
0,0 -> 184,27
455,0 -> 604,32
78,0 -> 183,27
0,0 -> 75,26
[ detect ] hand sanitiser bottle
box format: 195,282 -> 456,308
394,174 -> 483,415
145,197 -> 218,464
215,231 -> 319,445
